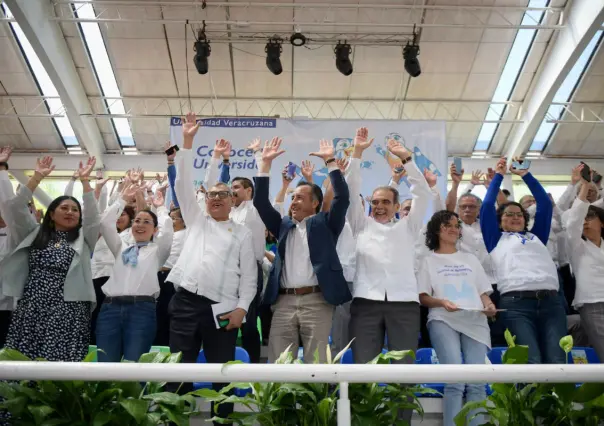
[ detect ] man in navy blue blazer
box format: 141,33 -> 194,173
253,137 -> 352,363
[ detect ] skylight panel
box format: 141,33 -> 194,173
2,5 -> 79,147
529,31 -> 603,152
473,0 -> 548,152
74,2 -> 135,147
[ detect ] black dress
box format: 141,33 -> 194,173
5,231 -> 91,361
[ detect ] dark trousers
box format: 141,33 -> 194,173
168,289 -> 238,424
258,304 -> 272,345
240,263 -> 263,363
0,310 -> 11,348
489,285 -> 506,347
91,277 -> 109,345
155,270 -> 175,346
500,292 -> 567,364
419,306 -> 431,348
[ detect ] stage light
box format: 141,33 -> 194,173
334,42 -> 353,76
403,29 -> 421,78
266,38 -> 283,75
290,32 -> 307,47
193,29 -> 211,75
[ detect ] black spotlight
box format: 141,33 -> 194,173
403,43 -> 421,78
266,38 -> 283,75
334,42 -> 353,76
193,29 -> 211,75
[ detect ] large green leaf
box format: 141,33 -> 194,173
27,404 -> 54,424
554,383 -> 576,404
138,351 -> 169,364
454,400 -> 488,426
368,350 -> 415,365
502,345 -> 528,364
559,336 -> 573,356
0,396 -> 28,414
574,383 -> 604,403
92,411 -> 112,426
166,352 -> 182,364
143,392 -> 182,406
120,398 -> 151,423
188,388 -> 227,402
0,381 -> 16,399
0,348 -> 31,361
160,403 -> 188,426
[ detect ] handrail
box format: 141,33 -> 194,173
0,362 -> 603,384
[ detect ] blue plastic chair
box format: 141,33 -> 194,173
415,348 -> 444,396
487,347 -> 507,365
192,347 -> 251,396
568,347 -> 600,364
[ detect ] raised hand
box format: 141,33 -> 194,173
509,157 -> 529,177
387,139 -> 410,160
482,168 -> 495,188
424,169 -> 437,188
301,160 -> 315,182
309,139 -> 335,161
470,170 -> 483,186
34,156 -> 55,179
391,162 -> 406,183
182,112 -> 200,139
336,157 -> 349,173
494,157 -> 507,176
0,146 -> 13,163
130,167 -> 144,183
281,165 -> 294,185
78,157 -> 97,179
164,141 -> 177,161
571,164 -> 582,185
449,162 -> 462,184
214,139 -> 231,159
353,127 -> 373,151
152,190 -> 165,208
121,182 -> 141,201
247,138 -> 262,153
261,137 -> 285,164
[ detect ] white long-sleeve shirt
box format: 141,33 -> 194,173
346,157 -> 431,302
230,200 -> 266,263
337,222 -> 356,282
164,228 -> 187,269
167,148 -> 257,312
566,198 -> 604,307
91,229 -> 135,279
100,199 -> 173,297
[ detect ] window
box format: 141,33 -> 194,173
529,30 -> 604,152
473,0 -> 549,152
74,2 -> 135,147
2,5 -> 79,146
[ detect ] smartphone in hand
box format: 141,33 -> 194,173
512,159 -> 531,170
453,157 -> 462,175
216,311 -> 231,329
580,161 -> 592,183
165,145 -> 180,156
286,162 -> 297,180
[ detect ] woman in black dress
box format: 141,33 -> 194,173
0,155 -> 100,362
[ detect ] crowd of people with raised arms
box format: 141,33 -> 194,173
0,113 -> 603,426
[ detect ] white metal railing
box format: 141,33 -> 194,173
1,362 -> 604,426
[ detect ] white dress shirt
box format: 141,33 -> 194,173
336,222 -> 356,282
167,148 -> 257,312
346,157 -> 431,302
281,216 -> 319,289
100,199 -> 173,297
164,228 -> 187,269
230,200 -> 266,263
565,198 -> 604,307
91,229 -> 135,279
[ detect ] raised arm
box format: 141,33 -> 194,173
78,157 -> 101,251
346,128 -> 373,237
480,158 -> 505,253
153,202 -> 174,267
100,197 -> 127,258
253,137 -> 286,238
219,163 -> 230,184
203,139 -> 231,188
175,113 -> 204,225
557,165 -> 582,212
566,184 -> 590,252
512,162 -> 552,245
445,162 -> 463,212
64,171 -> 77,196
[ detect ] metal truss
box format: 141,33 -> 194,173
41,1 -> 564,38
3,96 -> 602,124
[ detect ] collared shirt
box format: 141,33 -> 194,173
230,200 -> 266,263
100,199 -> 173,297
164,229 -> 187,269
281,216 -> 319,289
92,229 -> 135,279
347,157 -> 432,302
167,148 -> 257,312
459,220 -> 497,284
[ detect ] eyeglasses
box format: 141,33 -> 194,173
207,191 -> 231,200
459,204 -> 478,211
133,219 -> 154,226
441,222 -> 462,230
503,211 -> 524,218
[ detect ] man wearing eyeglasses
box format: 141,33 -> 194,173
166,113 -> 257,424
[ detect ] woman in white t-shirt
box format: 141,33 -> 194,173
565,169 -> 604,361
417,210 -> 496,426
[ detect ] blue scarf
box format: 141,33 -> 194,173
121,242 -> 150,267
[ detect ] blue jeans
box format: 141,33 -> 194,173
500,292 -> 567,364
428,320 -> 487,426
96,301 -> 157,362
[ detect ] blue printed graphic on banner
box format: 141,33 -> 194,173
375,132 -> 442,177
170,116 -> 276,128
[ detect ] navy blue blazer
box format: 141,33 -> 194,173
253,169 -> 352,306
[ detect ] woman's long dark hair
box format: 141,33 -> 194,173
583,205 -> 604,241
32,196 -> 82,249
119,205 -> 136,232
425,210 -> 461,251
496,201 -> 530,232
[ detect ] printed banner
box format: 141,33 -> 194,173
169,117 -> 447,205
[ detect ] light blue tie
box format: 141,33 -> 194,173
121,242 -> 150,267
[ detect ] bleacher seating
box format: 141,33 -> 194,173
193,347 -> 251,396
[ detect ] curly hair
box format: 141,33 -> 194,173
496,202 -> 529,232
425,210 -> 461,251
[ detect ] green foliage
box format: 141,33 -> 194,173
198,342 -> 431,426
455,332 -> 604,426
0,348 -> 199,426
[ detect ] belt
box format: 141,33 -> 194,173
104,296 -> 155,304
160,267 -> 171,272
504,290 -> 557,300
279,285 -> 321,296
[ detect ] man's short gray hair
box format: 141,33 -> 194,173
458,192 -> 482,207
372,186 -> 399,204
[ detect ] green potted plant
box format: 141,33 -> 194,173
0,348 -> 199,425
194,341 -> 436,426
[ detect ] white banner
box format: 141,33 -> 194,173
169,117 -> 447,203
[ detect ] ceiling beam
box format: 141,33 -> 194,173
504,0 -> 604,160
4,0 -> 106,167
